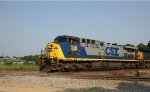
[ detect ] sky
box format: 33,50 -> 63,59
0,1 -> 150,57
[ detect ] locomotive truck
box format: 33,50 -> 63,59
39,35 -> 150,72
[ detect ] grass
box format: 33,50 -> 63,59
0,63 -> 39,71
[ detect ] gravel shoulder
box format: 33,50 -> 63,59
0,69 -> 150,92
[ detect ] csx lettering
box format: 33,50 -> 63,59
106,47 -> 119,56
71,45 -> 78,51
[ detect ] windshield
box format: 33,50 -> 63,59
54,36 -> 80,44
54,38 -> 67,43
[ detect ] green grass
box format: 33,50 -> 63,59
0,63 -> 39,71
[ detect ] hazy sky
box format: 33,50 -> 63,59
0,1 -> 150,57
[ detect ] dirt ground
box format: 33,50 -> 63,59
0,69 -> 150,92
0,82 -> 64,92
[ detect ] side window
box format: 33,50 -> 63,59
87,39 -> 90,44
82,39 -> 86,43
69,38 -> 78,45
72,40 -> 77,45
92,40 -> 95,44
100,42 -> 104,46
69,38 -> 72,43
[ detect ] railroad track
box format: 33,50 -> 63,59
90,76 -> 150,81
1,69 -> 150,82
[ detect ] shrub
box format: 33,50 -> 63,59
3,60 -> 13,65
23,61 -> 35,65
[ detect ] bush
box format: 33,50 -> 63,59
23,61 -> 35,65
3,60 -> 13,65
20,55 -> 40,65
0,63 -> 39,71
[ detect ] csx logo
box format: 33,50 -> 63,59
105,47 -> 119,56
71,45 -> 78,51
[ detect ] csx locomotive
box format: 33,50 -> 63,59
40,35 -> 150,72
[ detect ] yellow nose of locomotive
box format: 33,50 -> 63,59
44,42 -> 65,59
137,51 -> 143,60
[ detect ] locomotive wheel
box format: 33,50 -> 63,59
81,63 -> 91,71
122,62 -> 128,69
60,64 -> 70,72
145,63 -> 150,69
130,63 -> 134,68
142,65 -> 146,69
71,65 -> 76,71
80,63 -> 88,71
70,64 -> 80,71
135,64 -> 139,68
148,63 -> 150,69
121,62 -> 126,69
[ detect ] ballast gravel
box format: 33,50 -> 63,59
1,75 -> 150,92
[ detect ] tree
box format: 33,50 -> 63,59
148,41 -> 150,48
137,43 -> 147,49
5,56 -> 10,59
13,56 -> 17,58
0,56 -> 4,59
20,55 -> 40,64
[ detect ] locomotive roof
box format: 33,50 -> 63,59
55,35 -> 80,40
55,35 -> 105,43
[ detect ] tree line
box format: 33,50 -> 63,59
137,41 -> 150,49
19,55 -> 40,64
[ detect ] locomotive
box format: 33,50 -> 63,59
39,35 -> 150,72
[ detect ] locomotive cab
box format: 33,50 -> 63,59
54,35 -> 80,45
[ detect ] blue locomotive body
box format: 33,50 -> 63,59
54,35 -> 137,59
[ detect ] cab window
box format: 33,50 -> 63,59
69,38 -> 79,45
54,38 -> 67,43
